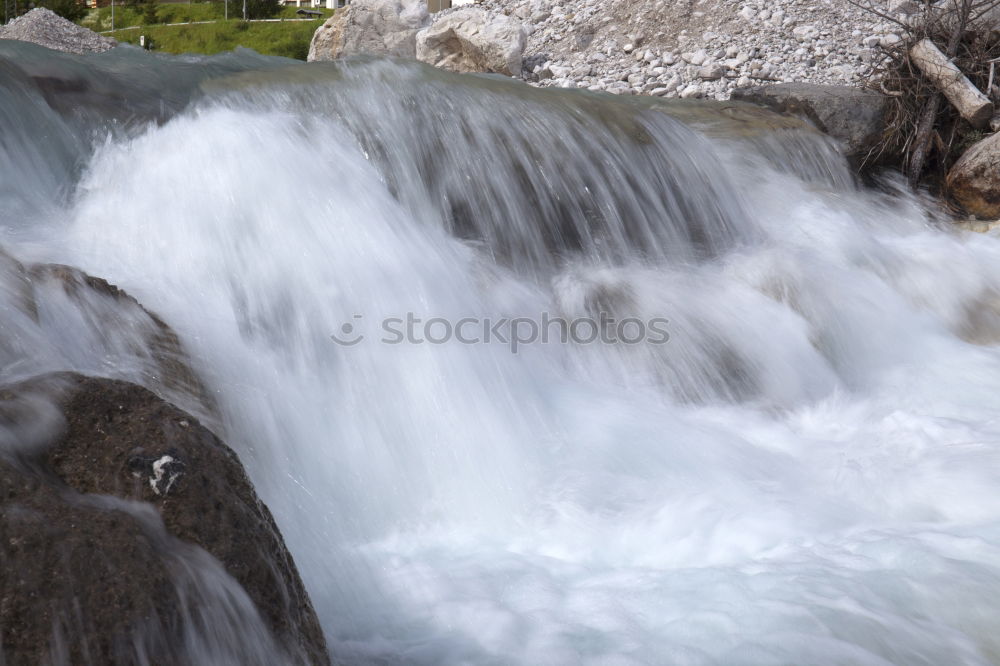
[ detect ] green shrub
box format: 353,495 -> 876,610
141,0 -> 158,25
272,36 -> 308,60
242,0 -> 281,20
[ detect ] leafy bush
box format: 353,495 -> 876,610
238,0 -> 281,20
272,35 -> 308,60
142,0 -> 158,24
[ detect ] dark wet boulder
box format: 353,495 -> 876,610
29,263 -> 215,416
0,374 -> 329,665
1,455 -> 292,665
731,83 -> 889,163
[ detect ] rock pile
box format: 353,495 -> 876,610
309,0 -> 917,100
474,0 -> 904,98
0,8 -> 116,55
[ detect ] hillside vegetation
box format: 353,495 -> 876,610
85,3 -> 332,60
84,3 -> 331,31
108,18 -> 323,59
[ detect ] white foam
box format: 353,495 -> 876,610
16,87 -> 1000,664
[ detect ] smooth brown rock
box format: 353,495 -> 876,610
947,132 -> 1000,219
1,457 -> 187,665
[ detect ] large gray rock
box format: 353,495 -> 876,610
0,8 -> 115,55
731,83 -> 889,161
946,131 -> 1000,219
307,0 -> 430,62
1,374 -> 330,665
415,8 -> 527,76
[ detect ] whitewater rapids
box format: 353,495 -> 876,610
2,40 -> 1000,665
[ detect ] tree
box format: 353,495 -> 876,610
244,0 -> 280,20
142,0 -> 157,24
34,0 -> 87,22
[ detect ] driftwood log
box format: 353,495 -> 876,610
910,38 -> 994,127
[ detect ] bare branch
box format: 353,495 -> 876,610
844,0 -> 913,31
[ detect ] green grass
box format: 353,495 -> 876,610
83,2 -> 332,32
106,17 -> 324,60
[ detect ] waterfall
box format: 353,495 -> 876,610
3,40 -> 1000,665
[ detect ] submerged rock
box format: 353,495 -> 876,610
307,0 -> 430,62
0,249 -> 214,423
947,131 -> 1000,219
0,8 -> 115,55
730,83 -> 889,161
415,8 -> 527,76
0,374 -> 329,665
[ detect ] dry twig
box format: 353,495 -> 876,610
850,0 -> 1000,184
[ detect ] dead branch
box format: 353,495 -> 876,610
910,38 -> 993,126
851,0 -> 1000,184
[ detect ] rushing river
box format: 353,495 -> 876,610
3,40 -> 1000,665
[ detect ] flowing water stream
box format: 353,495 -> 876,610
3,40 -> 1000,665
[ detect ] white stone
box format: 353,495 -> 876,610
697,64 -> 726,80
888,0 -> 919,14
793,25 -> 819,42
679,83 -> 702,98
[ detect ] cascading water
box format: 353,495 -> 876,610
3,39 -> 1000,664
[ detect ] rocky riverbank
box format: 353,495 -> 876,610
476,0 -> 903,99
307,0 -> 910,100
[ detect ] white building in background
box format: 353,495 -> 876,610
281,0 -> 476,13
280,0 -> 344,8
279,0 -> 345,8
281,0 -> 476,9
428,0 -> 479,8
